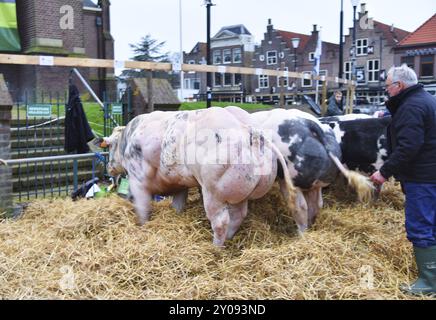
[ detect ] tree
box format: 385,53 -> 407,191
121,34 -> 170,78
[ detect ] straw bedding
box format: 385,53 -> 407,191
0,181 -> 434,300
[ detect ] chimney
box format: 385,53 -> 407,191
360,3 -> 367,14
267,18 -> 273,39
313,24 -> 318,32
391,24 -> 395,32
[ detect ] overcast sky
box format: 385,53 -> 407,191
111,0 -> 436,62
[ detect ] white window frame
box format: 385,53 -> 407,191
213,50 -> 222,64
267,51 -> 277,65
344,61 -> 352,80
233,48 -> 242,63
302,71 -> 313,88
223,49 -> 232,64
184,78 -> 191,89
309,52 -> 315,62
356,38 -> 368,56
259,75 -> 269,88
316,70 -> 328,87
367,59 -> 380,83
277,67 -> 289,87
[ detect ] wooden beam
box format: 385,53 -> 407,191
0,53 -> 355,86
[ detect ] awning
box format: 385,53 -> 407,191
0,0 -> 21,52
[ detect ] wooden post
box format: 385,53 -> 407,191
280,62 -> 285,108
146,71 -> 154,113
345,86 -> 351,114
0,75 -> 13,217
321,80 -> 328,116
350,85 -> 355,114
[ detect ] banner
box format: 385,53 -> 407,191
0,0 -> 21,52
313,29 -> 322,76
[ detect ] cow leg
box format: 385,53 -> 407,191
280,180 -> 308,234
226,201 -> 248,240
304,187 -> 323,227
129,178 -> 152,226
202,189 -> 230,247
172,189 -> 189,214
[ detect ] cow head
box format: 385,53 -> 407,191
102,126 -> 126,177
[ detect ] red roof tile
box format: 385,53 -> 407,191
277,30 -> 311,53
373,20 -> 410,46
399,13 -> 436,46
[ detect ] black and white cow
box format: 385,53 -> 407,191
319,115 -> 391,174
251,109 -> 373,231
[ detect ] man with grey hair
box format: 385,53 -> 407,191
371,64 -> 436,296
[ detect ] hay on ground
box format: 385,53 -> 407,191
0,181 -> 432,300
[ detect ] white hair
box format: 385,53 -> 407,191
388,64 -> 418,88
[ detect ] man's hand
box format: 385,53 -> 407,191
370,171 -> 387,185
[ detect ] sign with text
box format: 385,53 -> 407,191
27,104 -> 52,118
356,67 -> 366,85
112,104 -> 123,115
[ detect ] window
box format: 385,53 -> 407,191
259,75 -> 269,88
316,70 -> 328,87
234,73 -> 242,86
193,80 -> 200,90
420,55 -> 434,78
184,79 -> 191,89
267,51 -> 277,65
356,39 -> 368,56
344,61 -> 352,80
223,49 -> 232,64
309,52 -> 315,62
367,59 -> 380,82
302,71 -> 312,87
277,67 -> 289,87
401,56 -> 415,69
224,73 -> 232,86
233,48 -> 242,63
213,50 -> 222,64
214,73 -> 222,87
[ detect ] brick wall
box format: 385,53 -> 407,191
0,75 -> 13,217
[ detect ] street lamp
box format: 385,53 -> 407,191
291,38 -> 300,104
204,0 -> 215,108
291,38 -> 300,72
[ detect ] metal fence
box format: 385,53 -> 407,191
7,88 -> 127,203
5,152 -> 109,202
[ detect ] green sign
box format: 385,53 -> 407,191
27,104 -> 52,118
112,104 -> 123,115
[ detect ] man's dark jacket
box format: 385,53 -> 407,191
65,84 -> 95,154
380,84 -> 436,183
326,95 -> 344,117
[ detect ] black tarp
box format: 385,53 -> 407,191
64,84 -> 95,154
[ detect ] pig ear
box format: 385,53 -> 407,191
100,137 -> 110,148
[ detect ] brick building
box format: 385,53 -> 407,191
343,3 -> 410,104
394,13 -> 436,87
0,0 -> 114,99
182,42 -> 207,101
251,20 -> 339,104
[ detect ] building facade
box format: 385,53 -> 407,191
394,13 -> 436,88
342,3 -> 410,104
250,20 -> 339,104
0,0 -> 115,99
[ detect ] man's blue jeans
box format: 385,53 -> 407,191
404,182 -> 436,248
